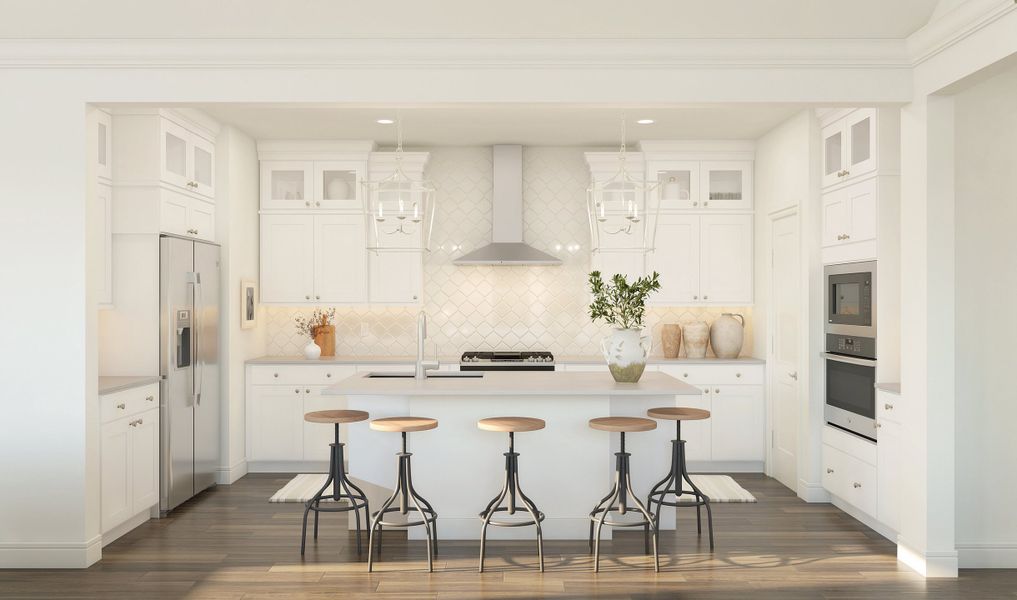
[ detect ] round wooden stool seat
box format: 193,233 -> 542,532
304,409 -> 370,424
478,416 -> 546,433
588,416 -> 657,433
646,407 -> 711,421
370,416 -> 438,433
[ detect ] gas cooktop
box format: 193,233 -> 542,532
460,351 -> 555,371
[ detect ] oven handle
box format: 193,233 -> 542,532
822,352 -> 877,367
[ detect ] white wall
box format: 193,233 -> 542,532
215,127 -> 266,484
953,65 -> 1017,568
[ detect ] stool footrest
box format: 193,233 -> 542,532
478,506 -> 545,528
371,506 -> 438,530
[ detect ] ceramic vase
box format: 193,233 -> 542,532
661,324 -> 683,359
601,328 -> 651,383
682,322 -> 710,359
710,313 -> 745,359
303,339 -> 322,360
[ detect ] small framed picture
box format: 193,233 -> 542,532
241,280 -> 258,329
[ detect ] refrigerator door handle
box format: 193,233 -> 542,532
194,272 -> 203,405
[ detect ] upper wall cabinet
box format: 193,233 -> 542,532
95,109 -> 113,183
257,141 -> 374,212
159,116 -> 215,199
642,142 -> 754,212
821,108 -> 880,189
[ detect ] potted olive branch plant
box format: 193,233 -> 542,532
588,271 -> 661,382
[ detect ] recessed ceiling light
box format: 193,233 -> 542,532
636,119 -> 655,125
376,118 -> 395,125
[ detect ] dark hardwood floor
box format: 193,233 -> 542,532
1,473 -> 1014,599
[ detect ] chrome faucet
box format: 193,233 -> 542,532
415,311 -> 439,379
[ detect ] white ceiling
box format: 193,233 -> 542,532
194,104 -> 807,146
4,0 -> 940,39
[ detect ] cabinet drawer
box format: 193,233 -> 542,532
876,389 -> 901,426
101,383 -> 159,424
657,364 -> 763,386
249,364 -> 357,386
822,424 -> 876,466
823,442 -> 877,516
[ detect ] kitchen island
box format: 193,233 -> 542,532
323,370 -> 702,540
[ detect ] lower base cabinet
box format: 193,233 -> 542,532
100,383 -> 160,539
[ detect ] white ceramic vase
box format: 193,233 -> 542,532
601,328 -> 651,383
710,313 -> 745,359
326,178 -> 349,200
303,340 -> 322,360
682,322 -> 710,359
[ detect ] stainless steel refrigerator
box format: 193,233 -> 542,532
159,235 -> 221,513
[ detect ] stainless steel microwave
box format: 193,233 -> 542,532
825,261 -> 876,339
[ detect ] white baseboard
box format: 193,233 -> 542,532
0,535 -> 102,568
898,535 -> 959,578
102,508 -> 154,548
217,459 -> 248,485
247,460 -> 330,473
957,543 -> 1017,568
686,461 -> 764,473
830,495 -> 897,542
798,479 -> 830,503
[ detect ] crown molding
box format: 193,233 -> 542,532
0,37 -> 910,69
907,0 -> 1017,66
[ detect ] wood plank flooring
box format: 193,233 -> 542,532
1,473 -> 1014,599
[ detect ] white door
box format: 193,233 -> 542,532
130,410 -> 160,510
710,385 -> 765,461
369,251 -> 422,304
160,119 -> 192,190
647,214 -> 700,304
260,214 -> 315,303
190,133 -> 215,199
101,419 -> 132,530
769,210 -> 800,491
314,215 -> 367,303
821,187 -> 850,247
249,387 -> 305,461
699,214 -> 752,303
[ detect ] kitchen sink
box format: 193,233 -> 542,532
365,371 -> 484,378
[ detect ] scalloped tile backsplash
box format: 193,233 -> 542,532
263,147 -> 753,358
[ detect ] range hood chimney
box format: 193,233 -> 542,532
453,145 -> 562,266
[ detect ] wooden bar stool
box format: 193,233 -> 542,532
477,416 -> 546,573
367,416 -> 439,572
645,407 -> 714,550
588,416 -> 660,573
300,410 -> 371,556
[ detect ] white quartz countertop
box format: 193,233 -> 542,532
247,355 -> 764,366
324,370 -> 703,397
98,376 -> 160,395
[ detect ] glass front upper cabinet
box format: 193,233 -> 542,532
700,161 -> 752,210
314,161 -> 363,210
260,161 -> 314,210
649,161 -> 699,210
822,108 -> 877,188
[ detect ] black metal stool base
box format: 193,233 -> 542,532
646,421 -> 714,551
478,432 -> 545,573
589,432 -> 660,573
367,432 -> 438,572
300,424 -> 371,556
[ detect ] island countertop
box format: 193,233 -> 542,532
324,370 -> 702,397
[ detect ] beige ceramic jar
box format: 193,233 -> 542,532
682,322 -> 710,359
710,313 -> 745,358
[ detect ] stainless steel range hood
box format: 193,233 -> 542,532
453,145 -> 562,266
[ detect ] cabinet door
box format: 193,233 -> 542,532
649,161 -> 699,210
877,419 -> 902,532
821,120 -> 846,188
302,384 -> 351,462
129,410 -> 160,511
92,182 -> 113,306
261,215 -> 315,303
314,161 -> 363,210
710,385 -> 765,461
369,251 -> 422,304
160,119 -> 192,190
682,386 -> 713,462
261,161 -> 314,210
648,214 -> 699,304
189,199 -> 215,242
249,387 -> 305,461
700,161 -> 752,210
845,177 -> 877,244
95,109 -> 112,182
190,133 -> 215,199
822,187 -> 849,247
161,191 -> 190,237
101,419 -> 132,531
591,250 -> 645,283
844,108 -> 877,182
699,215 -> 752,304
314,215 -> 367,303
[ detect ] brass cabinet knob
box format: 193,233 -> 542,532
116,403 -> 126,410
826,468 -> 834,474
853,482 -> 862,488
884,403 -> 893,410
146,395 -> 154,402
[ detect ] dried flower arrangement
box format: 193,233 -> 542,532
294,307 -> 337,340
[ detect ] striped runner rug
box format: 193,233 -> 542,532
269,473 -> 755,503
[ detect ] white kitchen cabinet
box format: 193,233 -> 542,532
315,161 -> 364,210
160,117 -> 215,199
302,384 -> 348,463
592,251 -> 645,283
700,215 -> 753,303
249,386 -> 305,462
876,389 -> 902,532
260,214 -> 315,303
260,161 -> 315,210
822,177 -> 877,250
822,108 -> 882,189
677,385 -> 713,462
648,160 -> 700,210
647,214 -> 700,303
822,424 -> 878,520
701,161 -> 753,210
95,109 -> 112,182
315,214 -> 368,303
92,182 -> 113,307
709,385 -> 765,461
100,383 -> 160,539
369,251 -> 423,304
